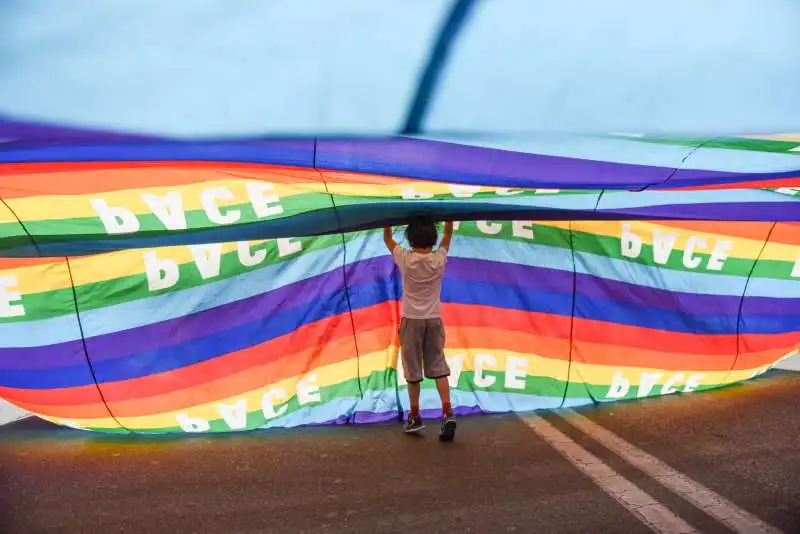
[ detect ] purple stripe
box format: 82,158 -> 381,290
0,115 -> 158,143
0,340 -> 87,372
575,272 -> 740,313
352,405 -> 485,424
317,137 -> 678,188
447,257 -> 574,290
84,268 -> 346,362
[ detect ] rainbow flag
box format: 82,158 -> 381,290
0,134 -> 798,433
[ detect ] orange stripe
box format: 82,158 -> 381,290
0,257 -> 63,269
767,222 -> 800,245
9,398 -> 112,419
655,220 -> 773,241
658,220 -> 800,246
734,348 -> 799,370
572,340 -> 734,371
0,161 -> 445,200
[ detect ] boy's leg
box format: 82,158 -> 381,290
423,319 -> 457,442
398,318 -> 425,433
407,381 -> 422,417
434,377 -> 452,415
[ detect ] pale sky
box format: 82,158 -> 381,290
1,0 -> 798,137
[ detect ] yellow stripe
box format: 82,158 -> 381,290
66,238 -> 280,287
0,236 -> 305,293
325,180 -> 547,198
5,177 -> 545,221
740,134 -> 800,142
0,261 -> 72,294
572,361 -> 735,386
0,202 -> 20,225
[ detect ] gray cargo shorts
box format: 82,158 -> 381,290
399,317 -> 451,383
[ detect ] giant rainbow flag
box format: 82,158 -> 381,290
1,133 -> 798,433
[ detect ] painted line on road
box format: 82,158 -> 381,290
560,409 -> 783,534
522,414 -> 699,534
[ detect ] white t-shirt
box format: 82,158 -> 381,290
392,245 -> 447,319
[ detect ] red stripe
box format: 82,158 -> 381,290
670,176 -> 800,191
0,161 -> 417,199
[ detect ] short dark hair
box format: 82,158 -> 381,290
405,219 -> 438,249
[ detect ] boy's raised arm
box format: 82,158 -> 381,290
383,226 -> 398,252
439,221 -> 454,252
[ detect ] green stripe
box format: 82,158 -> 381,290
607,134 -> 800,154
0,192 -> 335,248
77,370 -> 742,434
5,223 -> 797,324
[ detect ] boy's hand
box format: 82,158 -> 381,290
440,221 -> 455,252
383,226 -> 398,252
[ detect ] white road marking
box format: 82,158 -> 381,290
522,414 -> 699,534
561,409 -> 783,534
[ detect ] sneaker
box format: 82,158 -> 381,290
405,414 -> 425,434
439,414 -> 457,442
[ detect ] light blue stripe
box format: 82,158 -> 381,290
743,276 -> 800,299
392,388 -> 570,412
598,188 -> 800,210
573,250 -> 748,296
451,234 -> 575,272
0,311 -> 82,349
260,397 -> 360,429
421,133 -> 800,173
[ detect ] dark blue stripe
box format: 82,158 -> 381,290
739,315 -> 800,335
574,294 -> 739,334
0,140 -> 315,166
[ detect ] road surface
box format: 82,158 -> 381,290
1,370 -> 798,533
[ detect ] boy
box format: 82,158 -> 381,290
383,219 -> 456,442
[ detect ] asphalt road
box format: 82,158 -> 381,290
1,371 -> 798,534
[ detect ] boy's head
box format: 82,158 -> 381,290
405,219 -> 438,250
